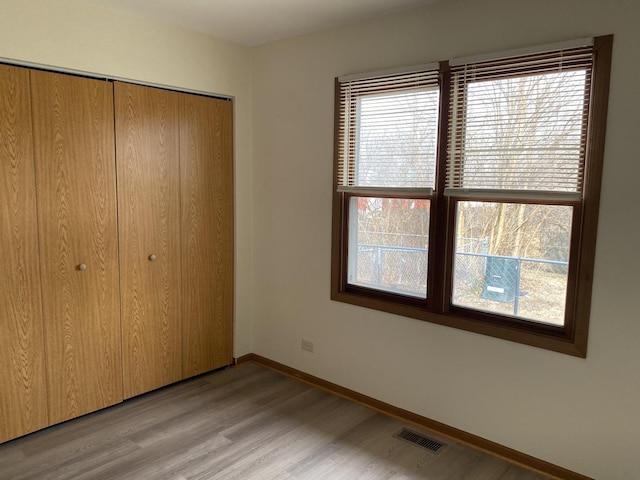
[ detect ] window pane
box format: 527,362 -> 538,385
459,70 -> 587,192
348,197 -> 429,298
355,88 -> 439,188
452,202 -> 572,325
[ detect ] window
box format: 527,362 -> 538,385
336,67 -> 439,300
331,36 -> 613,357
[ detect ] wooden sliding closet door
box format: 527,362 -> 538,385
181,95 -> 233,378
0,65 -> 48,443
115,82 -> 182,398
31,71 -> 122,424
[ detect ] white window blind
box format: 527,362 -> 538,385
447,44 -> 594,196
337,67 -> 440,193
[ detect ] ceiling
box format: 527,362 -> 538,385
93,0 -> 440,46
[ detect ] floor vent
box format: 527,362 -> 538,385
394,428 -> 446,453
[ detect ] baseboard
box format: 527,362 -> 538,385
235,353 -> 591,480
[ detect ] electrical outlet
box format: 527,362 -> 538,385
301,339 -> 314,353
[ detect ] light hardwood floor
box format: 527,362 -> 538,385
0,363 -> 550,479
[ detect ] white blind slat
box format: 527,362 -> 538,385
447,44 -> 593,197
338,63 -> 439,83
338,68 -> 440,190
337,186 -> 433,196
444,188 -> 581,202
450,37 -> 593,67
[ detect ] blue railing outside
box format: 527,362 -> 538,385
454,251 -> 568,315
357,244 -> 427,286
357,244 -> 568,315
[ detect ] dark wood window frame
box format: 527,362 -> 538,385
331,35 -> 613,357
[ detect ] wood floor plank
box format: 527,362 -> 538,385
202,400 -> 376,480
287,414 -> 434,480
0,442 -> 25,470
0,364 -> 551,480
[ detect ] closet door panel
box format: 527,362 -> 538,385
115,82 -> 182,398
181,95 -> 233,377
0,65 -> 48,443
31,71 -> 122,424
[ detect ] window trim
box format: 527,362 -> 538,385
331,35 -> 613,357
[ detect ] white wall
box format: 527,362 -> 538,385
251,0 -> 640,478
0,0 -> 254,355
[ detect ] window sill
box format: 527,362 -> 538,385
330,289 -> 587,357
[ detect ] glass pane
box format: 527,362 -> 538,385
355,88 -> 439,188
452,202 -> 572,325
348,197 -> 429,298
461,70 -> 587,192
